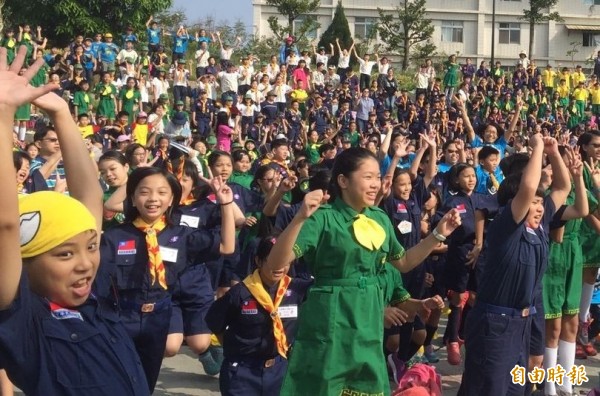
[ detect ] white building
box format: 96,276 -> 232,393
252,0 -> 600,68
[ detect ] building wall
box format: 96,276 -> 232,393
252,0 -> 600,67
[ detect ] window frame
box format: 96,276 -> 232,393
441,20 -> 464,43
498,22 -> 521,44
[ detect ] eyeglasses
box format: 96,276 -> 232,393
42,138 -> 59,143
591,143 -> 600,148
446,149 -> 459,153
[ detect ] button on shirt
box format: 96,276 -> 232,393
0,275 -> 148,396
355,97 -> 374,121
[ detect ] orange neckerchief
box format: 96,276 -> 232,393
132,216 -> 168,289
243,270 -> 292,358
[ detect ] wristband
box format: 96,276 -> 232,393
432,227 -> 446,242
220,201 -> 234,206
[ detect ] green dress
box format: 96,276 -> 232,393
281,198 -> 405,396
30,64 -> 48,87
581,165 -> 600,267
378,262 -> 410,306
72,91 -> 91,116
95,83 -> 117,120
119,88 -> 141,124
0,37 -> 17,64
14,102 -> 30,122
102,187 -> 125,230
443,61 -> 460,88
228,171 -> 253,190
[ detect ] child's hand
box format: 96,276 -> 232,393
0,46 -> 57,111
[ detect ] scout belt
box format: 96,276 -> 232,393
479,302 -> 537,317
118,297 -> 171,313
314,275 -> 378,289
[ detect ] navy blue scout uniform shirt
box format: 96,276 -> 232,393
0,276 -> 148,396
206,278 -> 312,359
98,223 -> 221,303
477,197 -> 555,309
382,176 -> 429,249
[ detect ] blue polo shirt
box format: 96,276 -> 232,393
0,275 -> 148,396
477,197 -> 555,309
475,165 -> 504,195
471,134 -> 508,159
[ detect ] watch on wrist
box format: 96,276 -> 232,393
432,227 -> 446,242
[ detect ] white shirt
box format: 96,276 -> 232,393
139,80 -> 151,103
238,65 -> 253,85
148,113 -> 164,134
245,89 -> 264,105
173,69 -> 189,87
316,53 -> 329,66
237,103 -> 260,116
312,70 -> 325,87
338,54 -> 350,68
117,49 -> 138,64
195,50 -> 210,67
273,84 -> 291,103
220,48 -> 233,60
218,71 -> 239,93
358,58 -> 377,75
378,61 -> 390,75
152,77 -> 170,98
415,71 -> 429,89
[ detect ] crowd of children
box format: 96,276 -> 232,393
2,15 -> 600,396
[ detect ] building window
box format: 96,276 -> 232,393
583,32 -> 600,47
441,21 -> 463,43
354,17 -> 376,39
293,15 -> 317,39
498,23 -> 520,44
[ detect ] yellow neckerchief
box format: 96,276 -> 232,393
243,269 -> 292,358
125,89 -> 134,99
83,93 -> 90,103
353,214 -> 386,251
102,84 -> 112,96
132,216 -> 168,289
181,194 -> 196,206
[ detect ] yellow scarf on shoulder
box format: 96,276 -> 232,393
133,216 -> 168,289
243,269 -> 292,358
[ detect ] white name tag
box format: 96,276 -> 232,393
398,220 -> 412,235
278,305 -> 298,319
180,214 -> 200,228
159,246 -> 178,263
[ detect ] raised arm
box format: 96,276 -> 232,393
505,101 -> 522,141
546,138 -> 570,210
511,133 -> 544,223
453,96 -> 475,142
0,47 -> 59,309
146,15 -> 153,28
562,154 -> 588,220
421,133 -> 438,187
379,124 -> 394,161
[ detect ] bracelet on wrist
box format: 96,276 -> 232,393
220,200 -> 234,206
432,227 -> 446,242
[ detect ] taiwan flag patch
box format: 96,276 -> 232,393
117,240 -> 136,255
241,300 -> 258,315
396,203 -> 408,214
455,203 -> 467,214
49,302 -> 83,321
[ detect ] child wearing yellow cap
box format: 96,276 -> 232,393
0,46 -> 150,395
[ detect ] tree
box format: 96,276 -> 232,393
318,1 -> 352,67
519,0 -> 563,59
265,0 -> 320,42
3,0 -> 173,45
377,0 -> 436,71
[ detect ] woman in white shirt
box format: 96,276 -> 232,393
336,37 -> 354,82
151,69 -> 170,104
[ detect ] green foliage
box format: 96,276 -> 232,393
518,0 -> 563,58
318,1 -> 352,67
265,0 -> 320,41
3,0 -> 173,46
376,0 -> 436,71
566,41 -> 582,68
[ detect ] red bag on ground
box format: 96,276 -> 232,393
392,363 -> 442,396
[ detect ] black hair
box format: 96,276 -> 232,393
77,113 -> 90,120
13,151 -> 30,171
182,159 -> 204,200
255,233 -> 282,264
98,150 -> 128,166
577,130 -> 600,161
33,126 -> 55,142
392,167 -> 411,184
309,169 -> 331,192
117,110 -> 130,119
329,147 -> 378,201
499,153 -> 529,177
124,143 -> 146,165
208,150 -> 232,168
318,143 -> 336,157
478,146 -> 500,162
497,172 -> 545,207
124,167 -> 181,224
476,122 -> 504,141
216,111 -> 229,127
251,164 -> 276,191
447,163 -> 476,193
271,138 -> 288,150
232,150 -> 250,163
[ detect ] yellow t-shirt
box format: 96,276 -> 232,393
572,72 -> 586,88
591,87 -> 600,105
556,85 -> 570,99
132,124 -> 149,146
573,88 -> 589,102
542,70 -> 556,88
79,125 -> 94,139
558,72 -> 571,91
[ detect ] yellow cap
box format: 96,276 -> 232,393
19,192 -> 97,258
104,33 -> 113,38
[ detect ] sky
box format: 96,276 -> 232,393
171,0 -> 253,28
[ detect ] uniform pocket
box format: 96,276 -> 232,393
484,312 -> 511,338
115,256 -> 137,289
295,287 -> 338,343
42,320 -> 108,389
